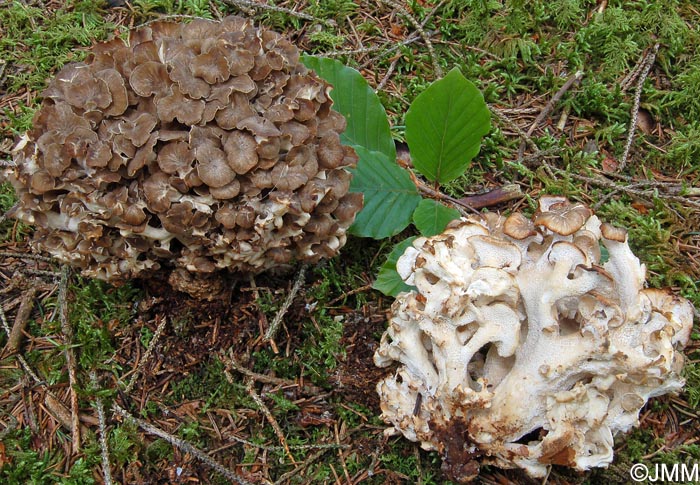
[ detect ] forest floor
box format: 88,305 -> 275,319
1,1 -> 699,484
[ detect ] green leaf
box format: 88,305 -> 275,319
412,199 -> 461,236
301,55 -> 395,160
349,147 -> 422,238
405,67 -> 490,183
373,237 -> 417,297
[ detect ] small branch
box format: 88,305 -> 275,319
112,403 -> 261,485
122,316 -> 168,394
327,284 -> 373,306
518,70 -> 584,158
0,302 -> 45,386
220,0 -> 332,26
376,55 -> 400,92
0,251 -> 56,263
273,448 -> 332,485
225,432 -> 347,452
263,264 -> 307,343
618,44 -> 659,172
489,106 -> 539,153
329,33 -> 420,59
225,352 -> 323,395
245,378 -> 295,463
58,265 -> 81,454
90,371 -> 113,485
3,286 -> 37,355
380,0 -> 443,77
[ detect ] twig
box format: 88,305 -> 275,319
122,316 -> 168,394
518,70 -> 584,157
58,265 -> 81,454
329,33 -> 420,59
0,302 -> 44,386
90,371 -> 113,485
273,448 -> 332,485
546,164 -> 700,209
380,0 -> 443,77
618,44 -> 659,172
327,284 -> 373,306
225,352 -> 323,395
407,170 -> 479,215
264,264 -> 307,343
220,0 -> 332,25
245,377 -> 295,463
0,251 -> 56,263
3,286 -> 36,355
489,106 -> 540,153
376,55 -> 400,92
225,432 -> 347,452
112,403 -> 261,485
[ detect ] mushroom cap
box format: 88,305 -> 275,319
534,198 -> 593,236
3,16 -> 362,291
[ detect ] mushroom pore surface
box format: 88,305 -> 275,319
375,195 -> 694,482
3,16 -> 363,294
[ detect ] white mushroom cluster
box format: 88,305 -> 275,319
375,196 -> 694,482
3,16 -> 362,296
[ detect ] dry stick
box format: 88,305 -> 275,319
90,371 -> 113,485
376,55 -> 400,92
618,44 -> 659,172
58,265 -> 81,454
225,432 -> 347,452
226,353 -> 323,395
0,250 -> 56,263
548,164 -> 700,209
0,302 -> 58,400
264,264 -> 307,342
273,448 -> 331,485
245,377 -> 295,463
221,0 -> 332,25
620,48 -> 652,92
112,403 -> 261,485
517,70 -> 584,158
380,0 -> 443,77
4,286 -> 37,354
123,316 -> 168,394
327,283 -> 373,306
489,106 -> 540,153
331,33 -> 421,59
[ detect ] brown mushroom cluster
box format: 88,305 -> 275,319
3,16 -> 362,294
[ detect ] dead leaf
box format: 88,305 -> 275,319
602,156 -> 619,172
636,108 -> 655,135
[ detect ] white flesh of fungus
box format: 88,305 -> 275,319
374,196 -> 694,482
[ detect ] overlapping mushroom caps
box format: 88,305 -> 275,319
3,16 -> 362,296
375,196 -> 694,482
